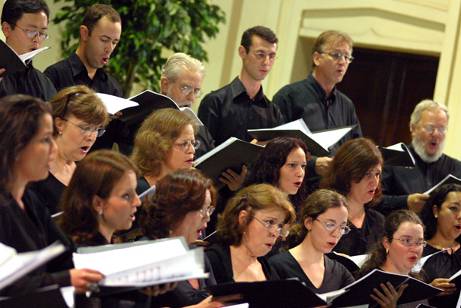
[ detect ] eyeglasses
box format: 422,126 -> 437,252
180,85 -> 202,98
64,119 -> 106,137
315,218 -> 351,235
321,51 -> 354,63
252,51 -> 277,62
422,124 -> 447,135
199,206 -> 215,218
393,237 -> 427,247
253,216 -> 288,237
14,24 -> 49,40
174,139 -> 200,152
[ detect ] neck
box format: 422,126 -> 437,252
76,46 -> 97,79
346,196 -> 365,217
98,223 -> 114,244
9,178 -> 27,208
382,259 -> 408,276
312,70 -> 335,96
428,233 -> 459,251
291,235 -> 324,264
144,174 -> 161,187
231,243 -> 259,265
239,72 -> 262,99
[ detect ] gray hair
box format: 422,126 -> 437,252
410,99 -> 449,128
161,53 -> 205,82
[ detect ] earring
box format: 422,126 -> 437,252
58,131 -> 63,135
385,248 -> 389,254
434,213 -> 438,218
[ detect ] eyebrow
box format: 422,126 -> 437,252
100,35 -> 119,41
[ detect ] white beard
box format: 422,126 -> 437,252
412,137 -> 444,163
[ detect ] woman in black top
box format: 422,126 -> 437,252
30,85 -> 108,214
269,189 -> 354,293
0,94 -> 102,296
322,137 -> 385,256
206,184 -> 296,283
141,168 -> 224,308
420,183 -> 461,307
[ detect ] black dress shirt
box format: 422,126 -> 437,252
205,242 -> 279,284
333,207 -> 385,256
0,189 -> 72,296
198,77 -> 284,146
273,74 -> 362,152
269,251 -> 355,293
29,173 -> 66,215
0,61 -> 56,101
379,146 -> 461,215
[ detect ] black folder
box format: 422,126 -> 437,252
329,269 -> 442,307
379,143 -> 415,167
194,137 -> 263,186
209,279 -> 327,308
0,285 -> 68,308
0,40 -> 26,75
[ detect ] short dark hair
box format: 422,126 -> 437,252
1,0 -> 50,27
245,137 -> 310,208
0,94 -> 51,195
240,25 -> 278,52
141,169 -> 216,240
82,4 -> 121,34
322,138 -> 383,203
421,183 -> 461,241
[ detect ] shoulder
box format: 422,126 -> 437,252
44,58 -> 70,74
268,251 -> 292,264
365,207 -> 385,222
200,83 -> 232,106
274,79 -> 309,97
206,243 -> 229,259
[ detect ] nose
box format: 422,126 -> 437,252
133,194 -> 142,207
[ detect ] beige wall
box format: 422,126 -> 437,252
2,0 -> 460,158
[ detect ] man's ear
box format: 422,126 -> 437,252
79,25 -> 89,42
2,22 -> 12,38
238,45 -> 247,59
160,76 -> 169,94
312,51 -> 322,67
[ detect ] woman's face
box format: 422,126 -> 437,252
278,147 -> 306,195
239,207 -> 287,257
434,191 -> 461,241
348,164 -> 381,205
97,170 -> 141,234
173,189 -> 213,244
15,113 -> 56,183
55,114 -> 101,161
306,205 -> 349,253
165,124 -> 195,173
384,221 -> 424,274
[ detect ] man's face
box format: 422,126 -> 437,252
239,35 -> 277,82
411,108 -> 448,161
2,12 -> 48,55
81,16 -> 121,70
313,39 -> 352,86
162,69 -> 203,107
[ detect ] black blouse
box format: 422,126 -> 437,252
422,244 -> 461,307
268,251 -> 354,293
333,207 -> 385,256
0,189 -> 73,296
29,172 -> 66,215
205,243 -> 279,284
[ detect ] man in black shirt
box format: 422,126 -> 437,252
273,30 -> 362,176
198,25 -> 283,146
0,0 -> 56,100
380,99 -> 461,215
44,4 -> 124,151
160,52 -> 215,158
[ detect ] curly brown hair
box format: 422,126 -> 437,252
59,150 -> 139,244
217,184 -> 296,246
321,137 -> 383,203
131,108 -> 197,177
140,169 -> 216,240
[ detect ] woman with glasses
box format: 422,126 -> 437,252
269,189 -> 355,293
206,184 -> 296,284
30,85 -> 108,214
359,210 -> 431,307
140,168 -> 224,307
322,137 -> 385,256
420,183 -> 461,307
131,108 -> 198,194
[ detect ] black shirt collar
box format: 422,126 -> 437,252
229,77 -> 266,103
308,74 -> 337,102
69,52 -> 108,81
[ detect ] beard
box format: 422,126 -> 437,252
412,136 -> 444,163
